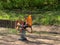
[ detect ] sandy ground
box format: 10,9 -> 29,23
0,25 -> 60,45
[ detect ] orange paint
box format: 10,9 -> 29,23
26,15 -> 32,26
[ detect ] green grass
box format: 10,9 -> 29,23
0,10 -> 60,25
0,10 -> 25,21
8,28 -> 19,34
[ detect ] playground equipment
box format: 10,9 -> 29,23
16,15 -> 33,33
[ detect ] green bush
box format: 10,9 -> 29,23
0,0 -> 59,10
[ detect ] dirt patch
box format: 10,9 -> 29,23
0,26 -> 60,45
